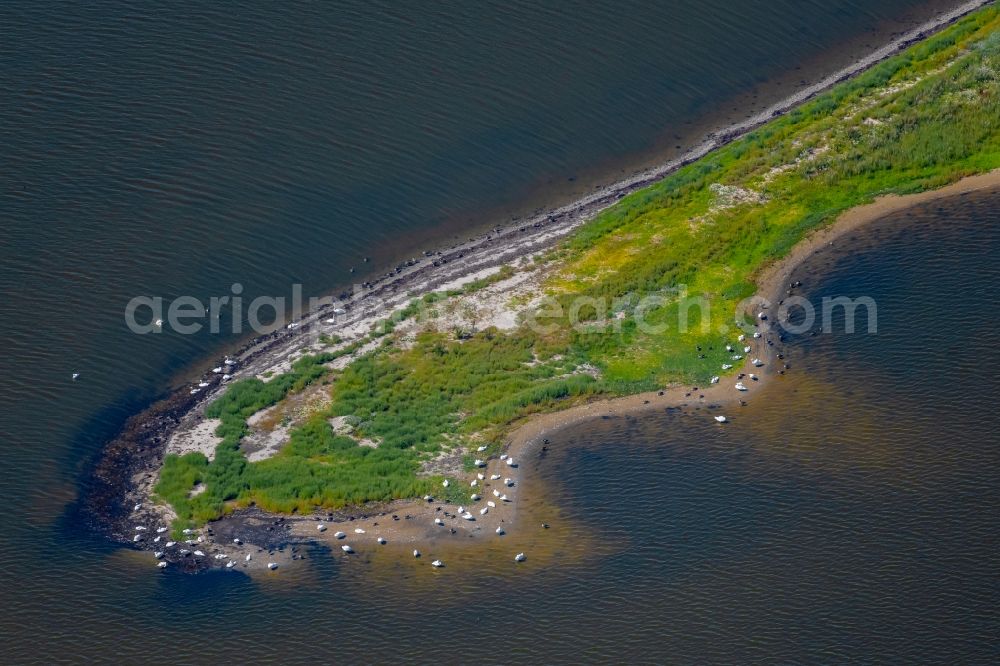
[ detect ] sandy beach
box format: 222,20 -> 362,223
85,0 -> 999,573
126,168 -> 1000,575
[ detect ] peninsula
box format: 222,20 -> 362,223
89,2 -> 1000,572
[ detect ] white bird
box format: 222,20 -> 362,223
458,506 -> 465,514
732,354 -> 743,361
154,551 -> 164,559
226,561 -> 236,569
222,374 -> 232,380
480,507 -> 488,515
434,518 -> 444,526
224,358 -> 234,365
722,364 -> 732,370
153,536 -> 161,543
157,561 -> 167,569
341,545 -> 354,553
462,513 -> 475,521
212,367 -> 222,374
487,501 -> 496,508
232,537 -> 241,544
135,525 -> 147,531
500,454 -> 508,461
245,554 -> 252,562
726,345 -> 733,352
431,560 -> 444,568
198,381 -> 209,388
194,550 -> 205,557
214,553 -> 226,560
500,494 -> 510,502
423,495 -> 434,502
473,459 -> 485,467
377,537 -> 386,545
735,382 -> 748,391
477,473 -> 485,480
493,489 -> 501,497
710,376 -> 720,384
133,534 -> 142,542
413,550 -> 421,558
156,526 -> 168,533
133,503 -> 142,512
72,373 -> 80,380
737,334 -> 746,342
354,528 -> 365,534
476,445 -> 487,452
470,479 -> 478,487
515,552 -> 526,562
182,528 -> 193,535
752,358 -> 763,367
505,458 -> 516,467
268,562 -> 278,570
490,474 -> 501,480
334,531 -> 346,539
317,524 -> 327,532
496,527 -> 505,535
155,319 -> 163,328
504,478 -> 514,487
749,373 -> 758,380
753,331 -> 762,339
743,345 -> 752,353
714,415 -> 727,423
442,479 -> 450,488
471,493 -> 481,501
165,541 -> 176,548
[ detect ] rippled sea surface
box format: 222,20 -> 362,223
522,189 -> 1000,662
0,1 -> 991,662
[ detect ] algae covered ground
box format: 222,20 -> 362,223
157,6 -> 1000,528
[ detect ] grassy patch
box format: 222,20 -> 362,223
157,7 -> 1000,527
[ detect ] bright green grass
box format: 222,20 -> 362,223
157,7 -> 1000,527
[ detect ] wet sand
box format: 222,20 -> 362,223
236,169 -> 1000,577
88,0 -> 998,572
505,169 -> 1000,467
118,174 -> 1000,576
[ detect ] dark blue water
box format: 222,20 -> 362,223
524,189 -> 1000,662
0,1 -> 989,662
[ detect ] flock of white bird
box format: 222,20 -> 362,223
306,454 -> 527,570
713,328 -> 768,425
132,505 -> 256,571
145,326 -> 767,572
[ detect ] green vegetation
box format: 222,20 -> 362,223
157,8 -> 1000,527
329,329 -> 595,450
153,343 -> 404,528
318,333 -> 342,345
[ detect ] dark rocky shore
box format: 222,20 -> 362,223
81,0 -> 992,572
